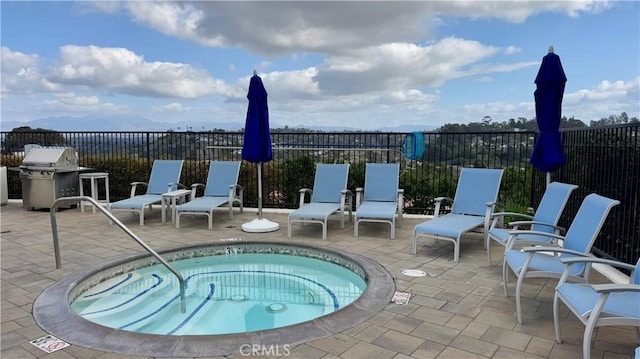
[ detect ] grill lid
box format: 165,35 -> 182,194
21,146 -> 79,168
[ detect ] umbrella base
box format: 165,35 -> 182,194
241,218 -> 280,233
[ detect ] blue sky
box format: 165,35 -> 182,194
1,1 -> 639,131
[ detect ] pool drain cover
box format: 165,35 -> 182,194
401,269 -> 427,277
266,303 -> 287,313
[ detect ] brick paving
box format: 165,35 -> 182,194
1,200 -> 637,358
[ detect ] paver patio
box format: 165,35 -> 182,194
1,200 -> 637,358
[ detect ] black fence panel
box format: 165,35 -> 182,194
1,124 -> 638,265
553,124 -> 639,266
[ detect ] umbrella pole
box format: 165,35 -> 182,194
257,162 -> 263,220
546,172 -> 551,186
241,162 -> 279,233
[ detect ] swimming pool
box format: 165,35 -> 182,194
34,241 -> 395,357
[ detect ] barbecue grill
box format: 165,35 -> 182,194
19,146 -> 80,210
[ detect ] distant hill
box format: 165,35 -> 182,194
1,115 -> 436,132
0,115 -> 245,132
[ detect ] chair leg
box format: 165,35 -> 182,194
487,240 -> 492,265
354,219 -> 359,237
208,213 -> 213,230
553,292 -> 563,343
287,218 -> 292,238
583,316 -> 598,359
454,239 -> 459,263
411,234 -> 418,255
515,270 -> 526,324
322,222 -> 327,240
503,260 -> 510,297
390,220 -> 395,240
176,212 -> 180,229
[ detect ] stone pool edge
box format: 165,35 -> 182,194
32,240 -> 396,358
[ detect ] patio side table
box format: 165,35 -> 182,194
79,172 -> 110,214
161,189 -> 192,223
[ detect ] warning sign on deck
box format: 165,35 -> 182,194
30,335 -> 70,353
391,291 -> 412,305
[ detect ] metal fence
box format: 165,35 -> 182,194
546,124 -> 639,266
1,124 -> 638,265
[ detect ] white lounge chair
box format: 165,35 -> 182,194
108,160 -> 184,226
413,168 -> 504,263
354,163 -> 403,239
287,163 -> 352,240
175,161 -> 243,230
553,256 -> 640,359
487,182 -> 578,265
503,193 -> 620,324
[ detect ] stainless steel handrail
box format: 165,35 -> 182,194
50,196 -> 186,313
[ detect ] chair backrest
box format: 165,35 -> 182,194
311,163 -> 349,203
562,193 -> 620,255
204,161 -> 241,197
146,160 -> 184,195
632,258 -> 640,285
451,168 -> 503,216
531,182 -> 578,233
363,163 -> 400,202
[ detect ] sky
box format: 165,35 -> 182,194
1,1 -> 639,131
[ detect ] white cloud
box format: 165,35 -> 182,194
94,1 -> 610,55
49,45 -> 229,98
1,47 -> 59,93
41,92 -> 120,114
562,77 -> 640,121
155,102 -> 187,112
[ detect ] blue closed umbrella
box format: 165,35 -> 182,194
241,72 -> 279,232
530,47 -> 567,184
242,74 -> 273,163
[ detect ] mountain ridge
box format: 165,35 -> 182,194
1,115 -> 436,132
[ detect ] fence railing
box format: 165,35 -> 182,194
1,125 -> 638,266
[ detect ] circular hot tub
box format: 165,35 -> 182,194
34,241 -> 395,357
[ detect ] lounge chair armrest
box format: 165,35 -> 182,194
433,196 -> 453,217
492,212 -> 534,221
167,182 -> 187,191
341,189 -> 353,200
509,229 -> 564,240
592,284 -> 640,293
559,257 -> 637,272
340,189 -> 353,210
557,256 -> 634,285
298,188 -> 313,208
485,201 -> 500,209
510,220 -> 566,233
522,246 -> 589,257
489,212 -> 533,230
504,229 -> 564,249
129,181 -> 149,197
228,184 -> 244,202
190,183 -> 206,197
129,182 -> 149,198
355,187 -> 364,209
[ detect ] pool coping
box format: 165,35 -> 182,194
33,241 -> 396,357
